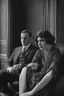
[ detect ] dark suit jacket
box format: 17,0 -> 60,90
8,44 -> 38,67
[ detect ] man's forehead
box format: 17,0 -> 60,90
21,33 -> 29,37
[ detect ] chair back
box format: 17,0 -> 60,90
55,44 -> 64,75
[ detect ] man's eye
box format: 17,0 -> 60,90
38,40 -> 45,42
21,38 -> 27,40
41,40 -> 45,42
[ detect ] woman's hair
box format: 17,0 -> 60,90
35,30 -> 55,45
21,30 -> 32,37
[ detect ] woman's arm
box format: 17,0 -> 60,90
31,70 -> 53,95
27,63 -> 39,70
30,48 -> 61,95
20,70 -> 53,96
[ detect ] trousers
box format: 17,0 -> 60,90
0,70 -> 19,86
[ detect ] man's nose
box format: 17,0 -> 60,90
23,39 -> 25,42
38,41 -> 41,45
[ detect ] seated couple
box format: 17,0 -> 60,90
0,30 -> 61,96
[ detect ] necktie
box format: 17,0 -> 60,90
19,46 -> 26,65
22,46 -> 26,53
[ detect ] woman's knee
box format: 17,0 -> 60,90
22,67 -> 27,73
19,67 -> 27,78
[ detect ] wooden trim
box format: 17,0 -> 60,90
0,40 -> 6,45
0,53 -> 7,59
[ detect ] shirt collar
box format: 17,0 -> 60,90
22,43 -> 31,51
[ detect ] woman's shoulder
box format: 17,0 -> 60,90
51,44 -> 61,56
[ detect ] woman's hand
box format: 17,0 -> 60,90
27,63 -> 33,67
21,91 -> 33,96
27,63 -> 39,70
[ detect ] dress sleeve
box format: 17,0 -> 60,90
31,49 -> 44,72
46,48 -> 61,79
32,49 -> 41,64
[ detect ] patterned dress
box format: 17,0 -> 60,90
26,45 -> 61,96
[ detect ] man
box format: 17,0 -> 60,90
0,30 -> 38,94
7,30 -> 38,74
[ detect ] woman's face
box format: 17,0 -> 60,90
37,37 -> 48,50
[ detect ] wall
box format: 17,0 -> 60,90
10,0 -> 56,54
0,0 -> 57,56
57,0 -> 64,44
24,0 -> 43,36
9,0 -> 43,54
0,0 -> 57,68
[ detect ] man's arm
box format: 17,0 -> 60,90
7,49 -> 16,71
8,49 -> 15,66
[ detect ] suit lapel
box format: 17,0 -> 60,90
25,44 -> 32,56
15,44 -> 32,63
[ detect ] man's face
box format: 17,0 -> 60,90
21,33 -> 30,46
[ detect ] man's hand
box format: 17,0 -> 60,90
13,64 -> 21,70
7,66 -> 13,72
7,64 -> 21,73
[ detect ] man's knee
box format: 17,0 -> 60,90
0,70 -> 6,76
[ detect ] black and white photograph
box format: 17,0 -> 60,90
0,0 -> 64,96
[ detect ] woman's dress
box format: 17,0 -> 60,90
26,46 -> 61,96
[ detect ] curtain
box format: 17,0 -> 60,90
42,0 -> 57,42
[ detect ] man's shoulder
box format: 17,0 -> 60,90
14,46 -> 22,51
30,44 -> 38,50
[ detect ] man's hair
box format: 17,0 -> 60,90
21,30 -> 32,37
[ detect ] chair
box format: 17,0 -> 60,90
50,44 -> 64,96
2,44 -> 64,96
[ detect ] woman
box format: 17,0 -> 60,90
19,30 -> 61,96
